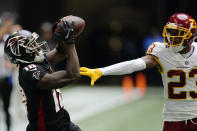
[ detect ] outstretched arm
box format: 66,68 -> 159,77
80,55 -> 159,86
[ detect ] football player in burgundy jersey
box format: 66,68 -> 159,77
80,13 -> 197,131
4,20 -> 81,131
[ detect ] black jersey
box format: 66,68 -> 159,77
18,60 -> 71,131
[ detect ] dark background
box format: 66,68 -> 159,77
1,0 -> 196,86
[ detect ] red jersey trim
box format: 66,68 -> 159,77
55,89 -> 61,110
38,98 -> 46,131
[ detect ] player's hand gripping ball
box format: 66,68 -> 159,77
53,15 -> 85,43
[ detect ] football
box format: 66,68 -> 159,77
54,15 -> 85,37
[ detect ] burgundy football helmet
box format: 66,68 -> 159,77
162,13 -> 197,48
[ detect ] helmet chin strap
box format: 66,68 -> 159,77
34,50 -> 45,63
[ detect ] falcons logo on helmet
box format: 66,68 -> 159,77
7,36 -> 26,56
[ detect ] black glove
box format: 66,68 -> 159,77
53,20 -> 75,44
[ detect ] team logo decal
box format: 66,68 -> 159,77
7,36 -> 26,56
189,19 -> 197,29
33,71 -> 40,80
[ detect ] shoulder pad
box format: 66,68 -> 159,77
146,42 -> 166,55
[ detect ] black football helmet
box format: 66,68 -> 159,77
4,30 -> 49,64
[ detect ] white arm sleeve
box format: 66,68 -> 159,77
99,58 -> 146,76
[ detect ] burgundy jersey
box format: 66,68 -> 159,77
18,60 -> 70,131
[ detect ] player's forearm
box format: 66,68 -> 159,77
66,44 -> 80,78
56,40 -> 68,54
47,41 -> 68,64
99,58 -> 146,76
37,71 -> 77,89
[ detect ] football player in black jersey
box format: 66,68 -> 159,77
4,20 -> 81,131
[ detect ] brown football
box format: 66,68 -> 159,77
54,15 -> 85,37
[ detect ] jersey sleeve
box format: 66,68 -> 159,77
146,42 -> 164,58
146,42 -> 165,73
22,64 -> 47,90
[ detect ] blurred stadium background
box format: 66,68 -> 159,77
0,0 -> 196,131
